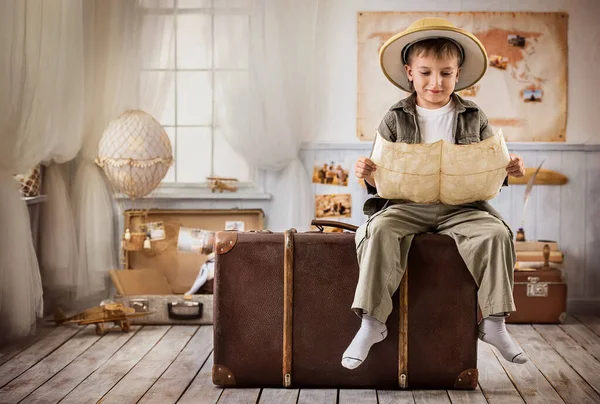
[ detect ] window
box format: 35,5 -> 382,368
144,0 -> 253,185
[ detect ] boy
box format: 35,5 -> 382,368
342,17 -> 527,370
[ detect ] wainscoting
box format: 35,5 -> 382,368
300,142 -> 600,312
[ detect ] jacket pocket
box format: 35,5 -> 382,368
456,135 -> 480,145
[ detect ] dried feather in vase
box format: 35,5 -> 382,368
517,160 -> 545,241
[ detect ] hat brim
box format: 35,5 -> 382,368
380,26 -> 488,92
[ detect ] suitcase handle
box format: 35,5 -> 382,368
167,301 -> 203,320
311,219 -> 358,233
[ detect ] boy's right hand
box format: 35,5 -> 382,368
355,157 -> 377,187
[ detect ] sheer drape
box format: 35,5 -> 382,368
0,0 -> 174,339
0,0 -> 85,340
72,0 -> 174,303
215,0 -> 320,231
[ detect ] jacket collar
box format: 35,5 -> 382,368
389,92 -> 479,115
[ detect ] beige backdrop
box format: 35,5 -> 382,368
357,12 -> 568,142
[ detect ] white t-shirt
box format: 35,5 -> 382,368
416,98 -> 455,144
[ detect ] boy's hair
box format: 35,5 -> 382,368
404,38 -> 463,66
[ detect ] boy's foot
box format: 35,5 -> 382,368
478,314 -> 528,364
341,314 -> 387,370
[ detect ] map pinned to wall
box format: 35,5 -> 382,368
357,12 -> 568,142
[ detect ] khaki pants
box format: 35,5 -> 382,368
353,202 -> 516,323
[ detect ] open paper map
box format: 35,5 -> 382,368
371,129 -> 510,205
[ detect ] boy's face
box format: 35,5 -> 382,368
404,52 -> 461,109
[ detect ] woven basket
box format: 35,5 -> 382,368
14,165 -> 43,197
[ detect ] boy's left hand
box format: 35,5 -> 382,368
506,154 -> 525,178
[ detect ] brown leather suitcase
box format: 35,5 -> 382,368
213,222 -> 478,390
506,269 -> 567,324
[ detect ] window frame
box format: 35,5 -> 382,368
143,0 -> 258,190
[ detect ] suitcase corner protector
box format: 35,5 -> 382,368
453,368 -> 478,390
212,364 -> 236,386
215,231 -> 238,255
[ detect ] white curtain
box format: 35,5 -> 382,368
0,0 -> 85,341
215,0 -> 320,232
72,0 -> 174,304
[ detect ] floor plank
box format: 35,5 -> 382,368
0,325 -> 80,388
508,324 -> 600,404
447,385 -> 489,404
489,332 -> 564,404
259,388 -> 299,404
377,390 -> 415,404
0,325 -> 99,403
572,314 -> 600,337
0,321 -> 56,367
98,325 -> 197,403
60,326 -> 169,404
20,326 -> 139,404
559,315 -> 600,361
139,326 -> 213,404
532,324 -> 600,395
177,352 -> 222,404
477,341 -> 524,404
339,389 -> 377,403
413,390 -> 451,404
217,388 -> 261,403
297,389 -> 337,404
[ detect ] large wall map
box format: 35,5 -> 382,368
357,12 -> 568,142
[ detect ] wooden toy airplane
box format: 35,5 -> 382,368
52,303 -> 151,336
206,177 -> 238,193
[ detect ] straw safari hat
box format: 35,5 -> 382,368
379,17 -> 488,92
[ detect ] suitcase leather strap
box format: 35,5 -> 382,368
282,229 -> 296,387
399,271 -> 408,388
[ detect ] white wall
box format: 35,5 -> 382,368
311,0 -> 600,144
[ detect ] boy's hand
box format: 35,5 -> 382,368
506,154 -> 525,178
355,157 -> 377,186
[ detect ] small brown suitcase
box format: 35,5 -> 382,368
506,269 -> 567,324
213,222 -> 479,390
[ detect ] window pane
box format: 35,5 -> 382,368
214,15 -> 249,69
214,0 -> 251,10
178,0 -> 251,9
142,15 -> 175,69
177,13 -> 212,69
176,127 -> 212,182
140,71 -> 175,126
214,70 -> 248,127
177,71 -> 212,125
213,128 -> 250,182
177,0 -> 210,8
162,126 -> 176,183
141,0 -> 174,8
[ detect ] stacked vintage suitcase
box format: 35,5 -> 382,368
213,220 -> 480,390
508,240 -> 567,323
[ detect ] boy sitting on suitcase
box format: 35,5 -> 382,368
342,18 -> 528,370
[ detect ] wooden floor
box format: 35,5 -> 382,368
0,314 -> 599,404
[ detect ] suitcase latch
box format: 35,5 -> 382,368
129,298 -> 149,313
527,277 -> 548,297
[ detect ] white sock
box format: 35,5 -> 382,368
478,314 -> 528,364
341,314 -> 387,370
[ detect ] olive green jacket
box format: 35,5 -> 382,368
363,92 -> 509,228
